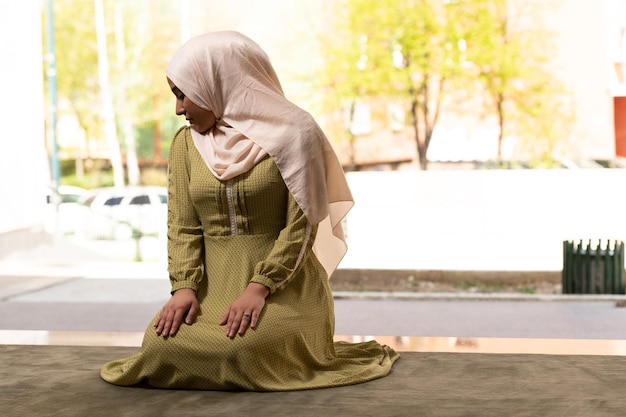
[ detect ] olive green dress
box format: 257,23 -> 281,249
100,127 -> 399,391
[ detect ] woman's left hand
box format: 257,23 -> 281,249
219,282 -> 269,338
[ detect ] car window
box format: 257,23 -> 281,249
158,194 -> 167,204
104,196 -> 124,206
130,195 -> 151,205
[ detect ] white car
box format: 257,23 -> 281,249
80,186 -> 168,240
44,185 -> 89,235
46,185 -> 88,204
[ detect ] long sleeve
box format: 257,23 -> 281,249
249,191 -> 318,294
167,127 -> 205,292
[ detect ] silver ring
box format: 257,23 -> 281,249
243,313 -> 251,317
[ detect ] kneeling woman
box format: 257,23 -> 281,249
100,31 -> 399,391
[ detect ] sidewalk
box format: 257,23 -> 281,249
0,229 -> 623,302
4,230 -> 626,344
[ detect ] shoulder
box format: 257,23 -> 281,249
170,126 -> 192,151
168,126 -> 194,165
172,126 -> 191,142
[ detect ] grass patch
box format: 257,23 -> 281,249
453,281 -> 504,292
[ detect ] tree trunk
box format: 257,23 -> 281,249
94,0 -> 125,187
153,119 -> 163,162
496,93 -> 504,161
347,99 -> 357,171
411,97 -> 429,171
114,0 -> 140,186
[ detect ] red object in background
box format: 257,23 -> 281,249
615,96 -> 626,157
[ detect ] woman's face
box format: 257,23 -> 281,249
167,78 -> 216,134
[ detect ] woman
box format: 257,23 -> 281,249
101,31 -> 399,391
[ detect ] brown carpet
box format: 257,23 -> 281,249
1,345 -> 624,417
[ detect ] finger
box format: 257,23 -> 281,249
185,302 -> 199,325
154,310 -> 169,335
162,308 -> 178,337
227,319 -> 238,338
219,308 -> 231,326
154,317 -> 163,335
238,313 -> 252,336
169,310 -> 184,336
227,313 -> 241,338
162,315 -> 173,337
250,311 -> 259,329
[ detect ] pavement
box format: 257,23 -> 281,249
3,231 -> 626,343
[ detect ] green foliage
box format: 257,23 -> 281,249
62,169 -> 115,189
463,0 -> 572,159
59,159 -> 77,177
45,0 -> 102,144
43,0 -> 183,184
44,0 -> 573,176
320,0 -> 572,167
321,0 -> 488,169
135,123 -> 158,159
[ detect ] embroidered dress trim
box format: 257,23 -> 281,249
226,179 -> 238,236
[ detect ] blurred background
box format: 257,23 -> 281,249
1,0 -> 626,272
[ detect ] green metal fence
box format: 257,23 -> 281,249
562,239 -> 625,294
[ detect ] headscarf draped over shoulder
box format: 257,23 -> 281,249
165,31 -> 354,277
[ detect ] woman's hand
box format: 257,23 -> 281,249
154,288 -> 199,337
219,282 -> 269,338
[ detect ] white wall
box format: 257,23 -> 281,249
0,2 -> 49,233
340,169 -> 626,271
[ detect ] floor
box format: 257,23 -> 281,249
3,344 -> 626,417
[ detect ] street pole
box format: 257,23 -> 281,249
46,0 -> 61,237
46,0 -> 60,192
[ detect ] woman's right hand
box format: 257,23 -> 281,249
154,288 -> 199,337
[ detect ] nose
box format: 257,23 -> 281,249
175,99 -> 185,116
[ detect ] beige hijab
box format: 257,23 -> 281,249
165,31 -> 353,277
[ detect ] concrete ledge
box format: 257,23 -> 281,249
332,268 -> 561,291
332,291 -> 626,302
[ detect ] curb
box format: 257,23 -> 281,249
332,291 -> 626,302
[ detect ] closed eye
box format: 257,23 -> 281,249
171,86 -> 185,100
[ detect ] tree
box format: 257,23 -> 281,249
462,0 -> 571,163
44,0 -> 181,187
46,0 -> 101,180
112,0 -> 140,186
322,0 -> 571,169
322,0 -> 470,170
130,0 -> 184,165
94,0 -> 125,187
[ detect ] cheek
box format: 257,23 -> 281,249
200,110 -> 216,127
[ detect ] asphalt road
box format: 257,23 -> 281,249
3,275 -> 626,340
